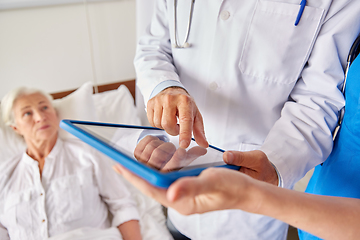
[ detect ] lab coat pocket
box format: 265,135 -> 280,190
239,0 -> 324,84
238,143 -> 261,152
53,175 -> 83,223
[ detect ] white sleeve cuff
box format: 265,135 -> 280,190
270,161 -> 283,188
149,80 -> 187,100
111,206 -> 140,228
138,129 -> 170,143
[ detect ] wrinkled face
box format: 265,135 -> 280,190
11,93 -> 59,142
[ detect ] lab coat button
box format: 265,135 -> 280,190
220,11 -> 230,20
209,82 -> 218,91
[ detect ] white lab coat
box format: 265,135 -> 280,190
135,0 -> 360,239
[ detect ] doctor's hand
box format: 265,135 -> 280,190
146,87 -> 208,149
223,150 -> 279,186
113,164 -> 264,215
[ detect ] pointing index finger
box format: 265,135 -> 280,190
178,100 -> 194,149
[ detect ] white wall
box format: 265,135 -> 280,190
136,0 -> 155,40
0,0 -> 136,98
134,0 -> 155,124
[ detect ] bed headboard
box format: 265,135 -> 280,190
51,79 -> 136,100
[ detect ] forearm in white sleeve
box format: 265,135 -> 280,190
92,150 -> 140,227
134,0 -> 183,103
261,0 -> 360,189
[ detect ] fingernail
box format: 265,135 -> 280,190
202,131 -> 207,140
226,152 -> 234,164
175,191 -> 184,201
169,189 -> 184,202
112,165 -> 122,174
180,140 -> 188,148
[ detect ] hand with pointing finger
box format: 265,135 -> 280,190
146,87 -> 208,149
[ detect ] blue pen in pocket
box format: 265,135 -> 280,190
295,0 -> 307,26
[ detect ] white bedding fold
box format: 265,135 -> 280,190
48,227 -> 122,240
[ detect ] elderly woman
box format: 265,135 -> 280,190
0,87 -> 142,240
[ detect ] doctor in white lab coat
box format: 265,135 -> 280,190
134,0 -> 360,239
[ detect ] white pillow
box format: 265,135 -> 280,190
54,81 -> 98,140
0,115 -> 26,162
92,84 -> 141,125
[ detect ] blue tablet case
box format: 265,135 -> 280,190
60,120 -> 240,188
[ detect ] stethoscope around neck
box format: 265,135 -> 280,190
172,0 -> 195,49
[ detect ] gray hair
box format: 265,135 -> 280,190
1,87 -> 53,126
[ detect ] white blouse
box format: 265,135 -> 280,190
0,138 -> 140,240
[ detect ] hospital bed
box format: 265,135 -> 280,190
0,80 -> 173,240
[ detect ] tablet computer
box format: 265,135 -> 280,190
60,120 -> 240,188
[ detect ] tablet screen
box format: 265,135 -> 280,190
73,123 -> 226,172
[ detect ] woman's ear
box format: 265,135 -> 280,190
10,124 -> 22,136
